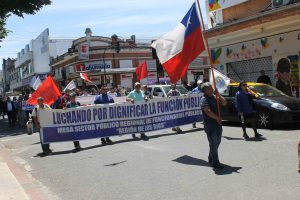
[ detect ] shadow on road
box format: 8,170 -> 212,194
33,128 -> 205,157
213,164 -> 242,175
173,155 -> 242,175
222,136 -> 267,142
222,136 -> 244,141
173,155 -> 211,167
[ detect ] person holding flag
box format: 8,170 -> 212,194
200,82 -> 227,169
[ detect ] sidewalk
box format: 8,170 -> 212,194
0,154 -> 30,200
0,117 -> 32,200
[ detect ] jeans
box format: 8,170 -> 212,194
204,123 -> 222,166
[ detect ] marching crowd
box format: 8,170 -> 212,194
0,79 -> 267,170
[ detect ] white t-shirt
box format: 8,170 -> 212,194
31,104 -> 51,118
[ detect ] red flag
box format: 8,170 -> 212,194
27,76 -> 61,105
80,72 -> 92,82
136,61 -> 148,80
151,2 -> 205,83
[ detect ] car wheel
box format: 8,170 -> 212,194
257,111 -> 272,129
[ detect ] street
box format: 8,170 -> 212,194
0,117 -> 299,200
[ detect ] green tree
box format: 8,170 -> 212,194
0,0 -> 51,41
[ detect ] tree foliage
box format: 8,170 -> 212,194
0,0 -> 51,41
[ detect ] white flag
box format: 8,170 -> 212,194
29,75 -> 37,88
209,69 -> 231,94
32,76 -> 42,90
63,80 -> 76,92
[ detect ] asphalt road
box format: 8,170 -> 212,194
0,119 -> 299,200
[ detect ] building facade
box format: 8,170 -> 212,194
206,0 -> 300,97
14,28 -> 73,93
2,58 -> 16,94
51,31 -> 159,90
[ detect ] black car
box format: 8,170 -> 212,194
220,83 -> 300,128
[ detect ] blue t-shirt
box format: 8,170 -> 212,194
94,94 -> 115,104
127,90 -> 145,102
235,90 -> 255,114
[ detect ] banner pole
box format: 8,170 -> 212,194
196,0 -> 220,117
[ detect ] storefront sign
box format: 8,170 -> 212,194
75,61 -> 112,72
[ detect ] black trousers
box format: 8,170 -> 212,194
39,131 -> 50,153
7,111 -> 16,126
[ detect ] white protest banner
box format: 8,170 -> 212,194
39,94 -> 203,143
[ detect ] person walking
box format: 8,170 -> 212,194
235,81 -> 263,140
191,80 -> 203,128
167,84 -> 183,133
142,85 -> 152,99
0,97 -> 4,119
94,86 -> 114,145
65,92 -> 82,151
126,82 -> 148,140
257,70 -> 272,85
32,97 -> 52,155
200,82 -> 227,169
3,97 -> 16,127
16,95 -> 26,127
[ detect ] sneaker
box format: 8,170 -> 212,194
101,138 -> 107,145
74,146 -> 81,151
106,137 -> 112,143
192,124 -> 196,128
141,133 -> 148,140
176,128 -> 183,134
43,149 -> 53,155
243,134 -> 250,140
255,133 -> 263,138
132,134 -> 138,140
213,164 -> 224,169
172,127 -> 177,131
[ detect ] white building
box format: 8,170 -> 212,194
14,28 -> 73,92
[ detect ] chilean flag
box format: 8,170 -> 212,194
152,2 -> 205,83
80,72 -> 92,82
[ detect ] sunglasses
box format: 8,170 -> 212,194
242,84 -> 247,86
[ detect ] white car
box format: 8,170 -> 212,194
147,85 -> 189,98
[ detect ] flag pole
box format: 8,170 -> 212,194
196,0 -> 220,116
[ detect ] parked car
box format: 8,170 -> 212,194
221,82 -> 300,128
147,85 -> 189,98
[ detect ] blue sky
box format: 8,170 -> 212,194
0,0 -> 207,69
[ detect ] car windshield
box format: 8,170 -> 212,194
248,85 -> 286,97
162,85 -> 189,95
